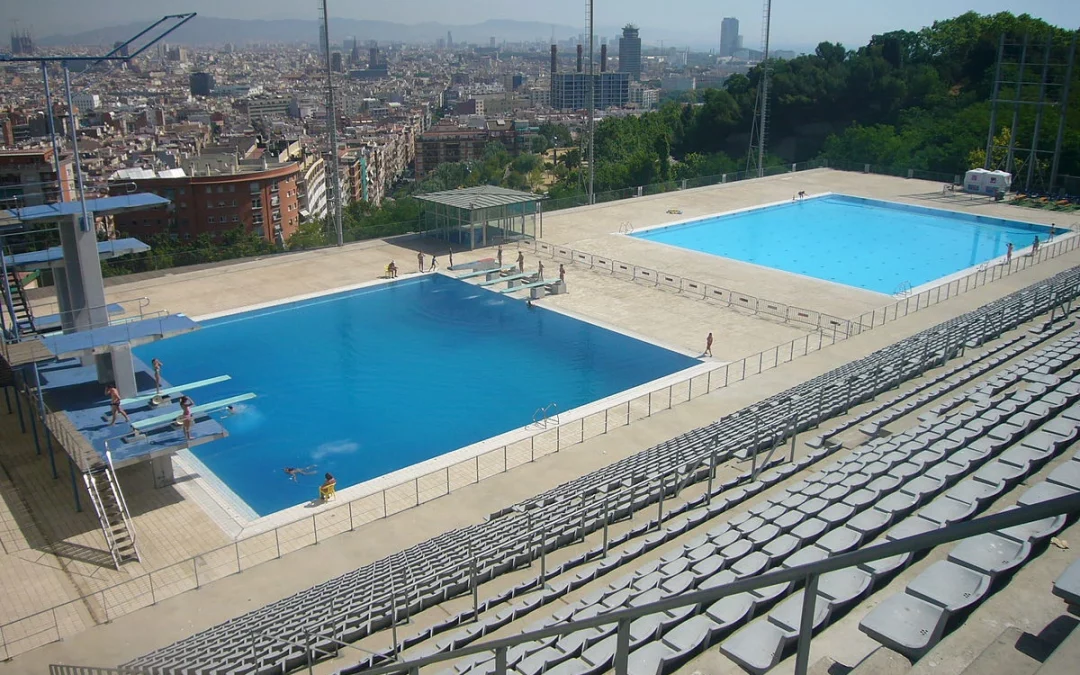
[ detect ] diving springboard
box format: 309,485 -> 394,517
498,279 -> 551,294
128,393 -> 257,434
478,272 -> 534,287
119,375 -> 232,407
456,265 -> 518,280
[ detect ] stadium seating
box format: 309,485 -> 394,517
125,266 -> 1080,675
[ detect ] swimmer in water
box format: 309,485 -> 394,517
284,466 -> 317,482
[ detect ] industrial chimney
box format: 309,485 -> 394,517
600,43 -> 607,72
550,44 -> 557,74
576,44 -> 583,72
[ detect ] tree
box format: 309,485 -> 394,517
287,218 -> 330,250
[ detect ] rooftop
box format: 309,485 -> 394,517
414,184 -> 544,210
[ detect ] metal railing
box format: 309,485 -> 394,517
519,239 -> 852,333
6,168 -> 1080,660
295,493 -> 1080,675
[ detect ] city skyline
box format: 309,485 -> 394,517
4,0 -> 1079,52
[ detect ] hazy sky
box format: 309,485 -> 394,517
4,0 -> 1079,48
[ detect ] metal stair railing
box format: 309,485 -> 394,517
344,493 -> 1080,675
105,450 -> 141,563
81,468 -> 123,570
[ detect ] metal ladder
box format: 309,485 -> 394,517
82,451 -> 140,569
2,269 -> 37,337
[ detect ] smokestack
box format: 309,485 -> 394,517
576,44 -> 583,72
550,44 -> 557,74
600,43 -> 607,72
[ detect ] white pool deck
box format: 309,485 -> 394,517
1,169 -> 1079,669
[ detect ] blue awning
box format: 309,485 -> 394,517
3,237 -> 150,271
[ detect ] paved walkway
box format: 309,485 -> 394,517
1,170 -> 1078,667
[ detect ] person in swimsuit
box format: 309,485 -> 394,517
152,358 -> 163,394
105,385 -> 130,425
517,251 -> 525,273
429,255 -> 438,272
705,332 -> 714,357
497,245 -> 503,266
417,251 -> 424,273
284,466 -> 317,482
177,395 -> 195,440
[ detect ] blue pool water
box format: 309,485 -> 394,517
631,195 -> 1051,294
135,276 -> 698,515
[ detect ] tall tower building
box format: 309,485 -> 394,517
447,31 -> 453,49
720,17 -> 740,57
618,25 -> 641,81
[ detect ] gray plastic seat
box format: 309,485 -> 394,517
917,496 -> 977,525
817,567 -> 872,607
946,479 -> 1004,508
719,620 -> 787,675
859,593 -> 946,660
704,592 -> 756,629
948,533 -> 1031,576
816,527 -> 862,555
905,560 -> 991,612
769,589 -> 831,635
730,551 -> 769,579
1052,557 -> 1080,607
1047,461 -> 1080,491
1017,481 -> 1077,507
846,509 -> 893,537
625,641 -> 675,675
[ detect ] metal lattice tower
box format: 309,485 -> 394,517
319,0 -> 345,246
984,31 -> 1077,194
745,0 -> 772,177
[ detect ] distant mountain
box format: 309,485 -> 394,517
36,16 -> 731,50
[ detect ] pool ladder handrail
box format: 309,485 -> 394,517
618,221 -> 634,235
893,280 -> 913,299
532,402 -> 560,428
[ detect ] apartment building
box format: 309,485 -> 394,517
109,156 -> 302,245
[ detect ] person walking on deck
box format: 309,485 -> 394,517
106,385 -> 130,425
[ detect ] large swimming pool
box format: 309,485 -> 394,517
135,275 -> 698,515
631,195 -> 1052,294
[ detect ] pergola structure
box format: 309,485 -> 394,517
415,185 -> 545,250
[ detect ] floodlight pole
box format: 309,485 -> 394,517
321,0 -> 345,247
41,65 -> 65,198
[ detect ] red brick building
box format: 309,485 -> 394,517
109,161 -> 302,245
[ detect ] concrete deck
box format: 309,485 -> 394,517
1,169 -> 1078,668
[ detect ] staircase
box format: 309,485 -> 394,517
3,269 -> 37,337
82,452 -> 140,569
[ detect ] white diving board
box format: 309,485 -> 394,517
478,272 -> 535,287
119,375 -> 232,407
456,264 -> 518,280
128,393 -> 256,434
498,279 -> 551,294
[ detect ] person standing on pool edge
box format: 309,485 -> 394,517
417,251 -> 424,273
1006,242 -> 1013,264
517,250 -> 525,273
497,245 -> 503,267
705,332 -> 714,357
